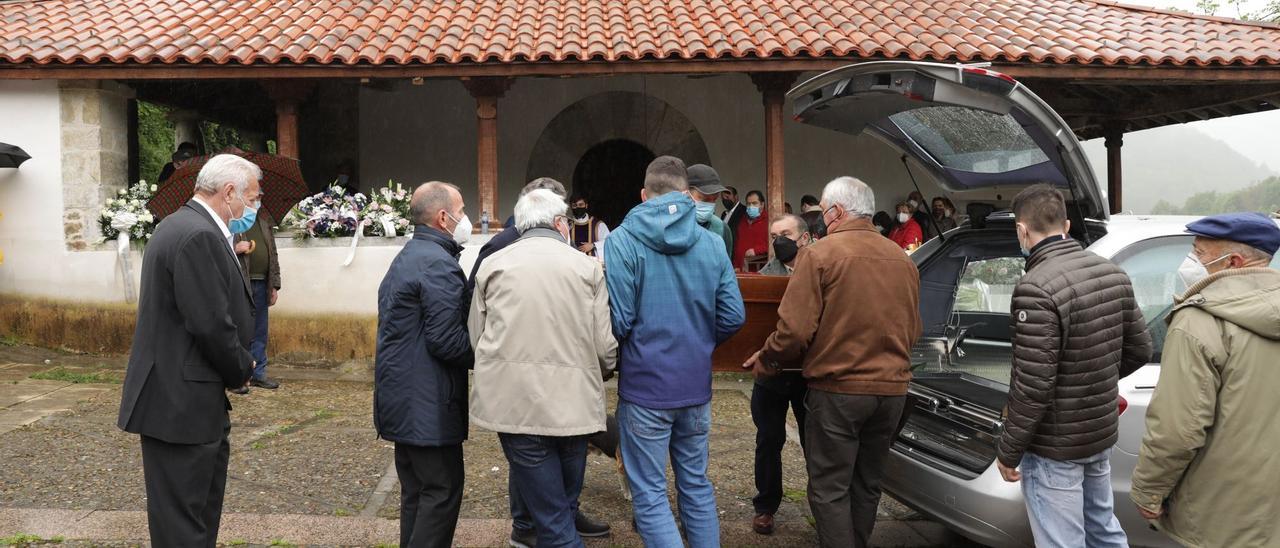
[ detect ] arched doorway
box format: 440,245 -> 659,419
572,139 -> 656,228
525,91 -> 711,228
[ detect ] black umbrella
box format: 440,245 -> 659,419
0,143 -> 31,169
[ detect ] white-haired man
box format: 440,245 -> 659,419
470,189 -> 618,548
745,176 -> 922,548
118,154 -> 261,547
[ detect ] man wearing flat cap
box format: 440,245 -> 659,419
1131,212 -> 1280,548
687,164 -> 734,259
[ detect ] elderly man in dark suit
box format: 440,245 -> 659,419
376,181 -> 475,548
117,153 -> 261,547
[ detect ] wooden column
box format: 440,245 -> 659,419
1103,121 -> 1126,214
751,73 -> 799,218
463,77 -> 512,230
262,80 -> 315,160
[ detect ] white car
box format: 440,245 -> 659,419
789,61 -> 1280,547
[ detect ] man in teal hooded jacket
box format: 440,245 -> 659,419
604,155 -> 745,548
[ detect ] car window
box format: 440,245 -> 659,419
889,106 -> 1050,174
954,257 -> 1024,313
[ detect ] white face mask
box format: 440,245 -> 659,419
908,200 -> 919,209
445,210 -> 472,244
1177,252 -> 1229,289
897,212 -> 911,223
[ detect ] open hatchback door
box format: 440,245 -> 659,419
789,61 -> 1107,220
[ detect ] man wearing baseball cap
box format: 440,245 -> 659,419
687,164 -> 734,258
1131,212 -> 1280,547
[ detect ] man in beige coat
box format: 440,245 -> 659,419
1131,212 -> 1280,547
469,188 -> 618,548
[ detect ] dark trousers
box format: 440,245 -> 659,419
751,378 -> 808,515
249,279 -> 269,380
500,433 -> 589,548
804,390 -> 906,548
139,416 -> 231,548
395,443 -> 464,548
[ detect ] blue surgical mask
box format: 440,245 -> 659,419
746,205 -> 761,219
229,195 -> 259,234
694,201 -> 716,223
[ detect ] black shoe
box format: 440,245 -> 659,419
230,386 -> 250,395
576,511 -> 611,537
251,377 -> 280,389
509,527 -> 536,548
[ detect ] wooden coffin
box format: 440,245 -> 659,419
711,274 -> 790,372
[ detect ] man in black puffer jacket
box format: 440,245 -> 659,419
996,184 -> 1152,548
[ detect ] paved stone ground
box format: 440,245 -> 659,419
0,344 -> 979,547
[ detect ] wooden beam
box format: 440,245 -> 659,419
262,81 -> 315,159
4,58 -> 1280,82
751,72 -> 799,220
462,77 -> 512,229
1104,121 -> 1125,215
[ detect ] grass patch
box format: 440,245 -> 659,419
224,541 -> 248,547
250,442 -> 265,450
805,515 -> 817,529
313,408 -> 335,420
269,540 -> 297,547
782,487 -> 807,503
0,533 -> 48,546
0,293 -> 377,359
28,367 -> 120,384
333,507 -> 351,516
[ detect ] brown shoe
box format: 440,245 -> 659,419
752,513 -> 775,535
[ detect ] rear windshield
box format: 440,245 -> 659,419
890,106 -> 1050,174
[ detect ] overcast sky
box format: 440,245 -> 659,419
1109,0 -> 1280,171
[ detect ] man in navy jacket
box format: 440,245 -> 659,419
375,181 -> 475,548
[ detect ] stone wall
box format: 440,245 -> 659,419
59,80 -> 132,251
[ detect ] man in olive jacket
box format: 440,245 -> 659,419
1131,213 -> 1280,548
234,208 -> 282,391
996,184 -> 1152,547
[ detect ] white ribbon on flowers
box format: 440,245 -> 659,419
111,212 -> 139,303
342,219 -> 366,267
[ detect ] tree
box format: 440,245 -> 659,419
136,101 -> 175,184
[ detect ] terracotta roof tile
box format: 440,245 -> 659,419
2,0 -> 1278,67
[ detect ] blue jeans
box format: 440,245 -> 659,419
1020,449 -> 1127,548
250,280 -> 270,380
617,400 -> 718,548
499,433 -> 588,548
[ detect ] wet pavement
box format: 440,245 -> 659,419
0,344 -> 976,547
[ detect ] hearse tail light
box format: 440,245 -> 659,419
1118,395 -> 1129,416
961,67 -> 1018,95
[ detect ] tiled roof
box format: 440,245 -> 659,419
2,0 -> 1278,67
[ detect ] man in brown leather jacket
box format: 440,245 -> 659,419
996,184 -> 1152,547
745,176 -> 922,548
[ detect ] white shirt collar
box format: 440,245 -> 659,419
192,195 -> 234,251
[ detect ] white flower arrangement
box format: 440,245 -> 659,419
361,180 -> 413,237
283,185 -> 368,239
99,180 -> 155,242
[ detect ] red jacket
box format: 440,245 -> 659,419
733,212 -> 769,269
889,219 -> 923,250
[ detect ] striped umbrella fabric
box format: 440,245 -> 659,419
146,147 -> 309,221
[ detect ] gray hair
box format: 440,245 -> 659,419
520,177 -> 567,198
194,154 -> 261,196
821,176 -> 875,218
644,156 -> 688,196
409,181 -> 458,225
514,188 -> 568,232
771,213 -> 808,235
1222,240 -> 1274,264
